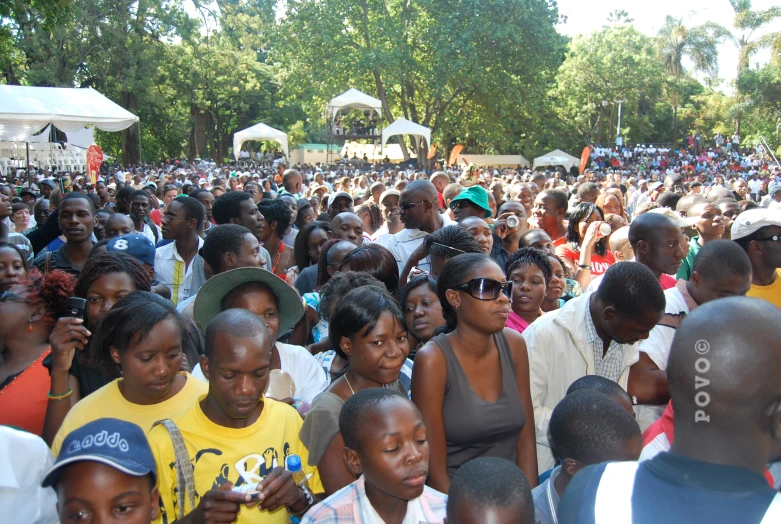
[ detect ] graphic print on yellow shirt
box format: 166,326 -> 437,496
147,395 -> 323,524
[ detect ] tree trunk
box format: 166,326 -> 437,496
121,91 -> 140,165
372,70 -> 410,161
672,104 -> 678,146
191,105 -> 208,161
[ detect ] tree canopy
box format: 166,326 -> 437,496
1,0 -> 780,162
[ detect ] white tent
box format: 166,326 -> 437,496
458,154 -> 530,167
23,124 -> 95,150
327,89 -> 383,121
532,149 -> 579,171
233,123 -> 289,161
340,142 -> 414,162
0,86 -> 138,141
382,118 -> 431,149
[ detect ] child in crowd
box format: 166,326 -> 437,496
532,389 -> 642,524
302,388 -> 447,523
565,374 -> 636,416
446,456 -> 535,524
42,418 -> 159,524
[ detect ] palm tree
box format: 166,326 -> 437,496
708,1 -> 781,134
655,16 -> 719,144
710,0 -> 781,75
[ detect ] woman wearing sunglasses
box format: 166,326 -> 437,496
0,269 -> 75,436
411,253 -> 537,492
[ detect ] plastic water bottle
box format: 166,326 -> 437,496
286,454 -> 311,491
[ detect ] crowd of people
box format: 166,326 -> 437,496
1,138 -> 781,523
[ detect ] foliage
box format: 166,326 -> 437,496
551,24 -> 665,146
0,0 -> 780,162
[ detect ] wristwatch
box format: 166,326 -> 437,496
288,485 -> 315,516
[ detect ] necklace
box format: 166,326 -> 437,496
344,373 -> 355,396
271,242 -> 284,274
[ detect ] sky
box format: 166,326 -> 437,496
555,0 -> 781,87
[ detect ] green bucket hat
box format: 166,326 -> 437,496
450,185 -> 492,218
194,267 -> 304,337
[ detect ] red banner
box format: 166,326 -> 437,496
87,144 -> 103,184
427,142 -> 439,159
579,146 -> 592,175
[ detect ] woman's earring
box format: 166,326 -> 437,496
28,321 -> 33,332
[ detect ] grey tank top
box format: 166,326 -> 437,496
433,331 -> 526,478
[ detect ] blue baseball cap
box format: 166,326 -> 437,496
42,418 -> 157,487
107,234 -> 156,267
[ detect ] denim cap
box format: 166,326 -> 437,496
107,233 -> 156,267
42,418 -> 156,487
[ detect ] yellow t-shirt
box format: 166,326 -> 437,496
747,269 -> 781,309
147,395 -> 323,524
52,373 -> 206,456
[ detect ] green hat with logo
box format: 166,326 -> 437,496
449,186 -> 492,218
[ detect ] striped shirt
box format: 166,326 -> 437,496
153,237 -> 206,306
584,301 -> 627,382
301,475 -> 447,524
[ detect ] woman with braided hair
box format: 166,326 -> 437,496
355,202 -> 383,242
0,269 -> 75,436
41,252 -> 152,444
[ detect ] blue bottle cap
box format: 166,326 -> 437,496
286,454 -> 302,472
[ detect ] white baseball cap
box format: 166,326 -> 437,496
379,189 -> 401,203
731,209 -> 781,241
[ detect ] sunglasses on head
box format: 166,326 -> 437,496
454,278 -> 512,301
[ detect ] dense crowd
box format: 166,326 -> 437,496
1,139 -> 781,523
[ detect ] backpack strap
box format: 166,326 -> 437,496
152,419 -> 196,518
594,461 -> 640,523
761,492 -> 781,524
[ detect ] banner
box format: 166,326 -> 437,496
427,142 -> 439,159
448,144 -> 464,166
579,146 -> 592,175
87,144 -> 103,184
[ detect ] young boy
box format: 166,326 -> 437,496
41,418 -> 159,524
302,389 -> 447,523
446,457 -> 535,524
532,390 -> 642,524
565,374 -> 636,416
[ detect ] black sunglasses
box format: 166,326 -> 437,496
399,200 -> 431,211
454,278 -> 512,301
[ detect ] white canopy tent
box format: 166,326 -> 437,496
458,154 -> 530,167
233,123 -> 289,161
327,89 -> 383,121
381,118 -> 431,149
0,86 -> 139,141
532,149 -> 579,171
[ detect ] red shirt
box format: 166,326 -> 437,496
556,243 -> 616,277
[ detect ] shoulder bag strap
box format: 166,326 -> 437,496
45,250 -> 52,274
152,419 -> 197,518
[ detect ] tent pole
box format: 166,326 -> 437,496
26,142 -> 31,188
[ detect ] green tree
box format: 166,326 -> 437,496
552,25 -> 665,147
655,16 -> 719,143
277,0 -> 566,165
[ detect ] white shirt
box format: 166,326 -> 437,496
382,213 -> 455,273
154,237 -> 206,307
638,285 -> 690,370
749,179 -> 764,194
0,426 -> 59,524
137,222 -> 159,244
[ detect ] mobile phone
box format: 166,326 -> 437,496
65,297 -> 87,320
